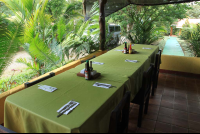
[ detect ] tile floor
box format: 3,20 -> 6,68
128,73 -> 200,133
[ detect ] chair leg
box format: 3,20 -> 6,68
155,72 -> 159,89
152,85 -> 155,96
137,104 -> 144,128
144,94 -> 150,114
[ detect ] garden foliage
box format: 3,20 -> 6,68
180,19 -> 192,40
0,0 -> 101,77
189,24 -> 200,57
108,4 -> 190,44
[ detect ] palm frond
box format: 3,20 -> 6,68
57,17 -> 66,42
0,15 -> 23,76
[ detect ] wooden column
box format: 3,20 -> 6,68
170,26 -> 173,36
99,0 -> 107,51
82,0 -> 86,17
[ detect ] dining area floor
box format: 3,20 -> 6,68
128,73 -> 200,133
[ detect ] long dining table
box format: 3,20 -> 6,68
4,44 -> 159,133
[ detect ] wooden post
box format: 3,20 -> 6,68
82,0 -> 86,17
99,0 -> 107,51
170,26 -> 173,36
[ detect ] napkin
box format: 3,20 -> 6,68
38,85 -> 57,92
142,47 -> 152,50
115,50 -> 124,51
57,100 -> 79,115
125,59 -> 138,63
80,69 -> 85,74
93,82 -> 112,89
80,69 -> 97,76
92,61 -> 104,65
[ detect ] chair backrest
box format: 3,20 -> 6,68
109,91 -> 131,133
0,125 -> 16,133
155,50 -> 162,70
24,72 -> 55,88
142,64 -> 154,97
81,55 -> 96,63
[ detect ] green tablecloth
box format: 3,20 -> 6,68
5,72 -> 125,133
68,44 -> 159,99
4,44 -> 159,133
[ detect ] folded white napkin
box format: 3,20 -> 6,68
115,50 -> 124,51
38,85 -> 57,92
93,82 -> 112,89
57,100 -> 79,115
92,61 -> 104,65
80,69 -> 85,74
125,59 -> 138,63
143,47 -> 152,49
80,69 -> 97,76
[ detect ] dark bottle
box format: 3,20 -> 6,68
125,42 -> 128,54
86,60 -> 91,80
85,63 -> 89,80
125,42 -> 127,50
90,61 -> 93,72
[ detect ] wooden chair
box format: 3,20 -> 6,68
81,55 -> 96,63
0,125 -> 16,133
24,72 -> 55,88
152,50 -> 162,96
109,91 -> 131,133
131,64 -> 154,128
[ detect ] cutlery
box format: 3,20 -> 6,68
59,100 -> 74,114
95,83 -> 110,88
57,102 -> 76,118
95,82 -> 116,88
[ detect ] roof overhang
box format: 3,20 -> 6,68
85,0 -> 200,18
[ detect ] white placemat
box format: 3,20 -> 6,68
57,100 -> 79,115
93,82 -> 112,89
92,61 -> 104,65
38,85 -> 57,92
125,59 -> 138,63
143,47 -> 152,50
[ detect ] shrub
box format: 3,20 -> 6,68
180,27 -> 192,40
189,24 -> 200,57
0,70 -> 37,93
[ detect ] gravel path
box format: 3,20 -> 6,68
1,51 -> 32,78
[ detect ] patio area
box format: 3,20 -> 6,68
128,73 -> 200,133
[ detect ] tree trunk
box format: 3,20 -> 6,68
170,26 -> 173,36
82,0 -> 86,16
99,0 -> 107,51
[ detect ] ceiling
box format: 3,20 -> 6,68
85,0 -> 200,18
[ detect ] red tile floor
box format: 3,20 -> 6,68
128,73 -> 200,133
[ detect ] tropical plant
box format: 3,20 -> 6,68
188,24 -> 200,57
1,0 -> 103,79
16,58 -> 40,75
187,2 -> 200,19
45,0 -> 66,20
108,4 -> 190,44
0,69 -> 37,93
180,19 -> 192,40
0,13 -> 23,76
